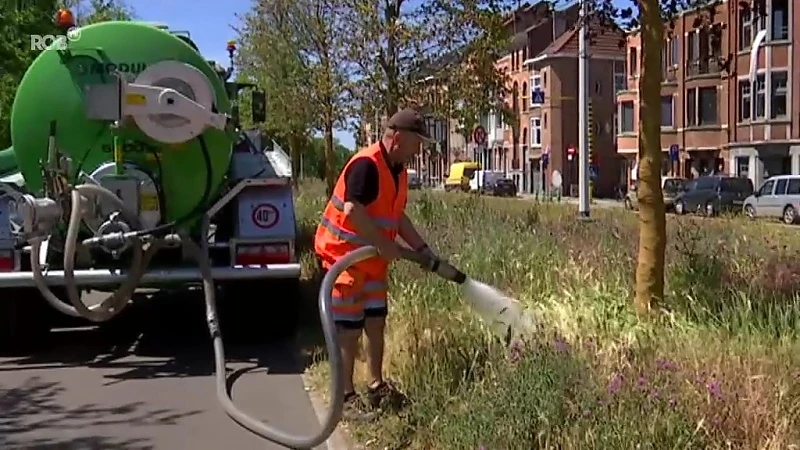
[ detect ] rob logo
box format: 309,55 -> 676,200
30,27 -> 81,51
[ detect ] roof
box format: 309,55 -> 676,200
524,21 -> 625,65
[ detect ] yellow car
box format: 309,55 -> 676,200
444,162 -> 480,192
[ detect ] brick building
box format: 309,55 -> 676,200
616,0 -> 796,190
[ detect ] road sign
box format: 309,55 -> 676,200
541,152 -> 549,167
531,88 -> 545,104
669,144 -> 680,162
589,165 -> 598,180
567,145 -> 576,161
473,126 -> 487,145
252,203 -> 280,229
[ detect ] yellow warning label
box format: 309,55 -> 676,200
125,94 -> 147,105
140,194 -> 159,211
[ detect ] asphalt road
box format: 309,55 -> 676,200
0,290 -> 331,450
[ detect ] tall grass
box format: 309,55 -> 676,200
298,181 -> 800,450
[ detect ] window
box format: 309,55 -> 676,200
686,87 -> 718,126
687,31 -> 697,62
754,74 -> 766,119
614,60 -> 626,92
759,179 -> 775,196
739,10 -> 752,50
661,95 -> 674,127
771,71 -> 788,119
613,112 -> 618,136
620,101 -> 634,133
740,9 -> 768,49
698,87 -> 717,125
697,177 -> 716,190
669,38 -> 678,66
772,0 -> 789,41
775,178 -> 788,195
530,74 -> 542,107
530,117 -> 542,147
738,80 -> 751,122
522,82 -> 528,107
787,178 -> 800,195
629,48 -> 638,76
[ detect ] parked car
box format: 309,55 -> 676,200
407,169 -> 422,189
674,176 -> 754,216
469,170 -> 504,194
743,175 -> 800,224
444,161 -> 480,192
492,178 -> 518,197
624,176 -> 686,211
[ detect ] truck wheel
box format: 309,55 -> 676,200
218,278 -> 300,343
0,288 -> 54,355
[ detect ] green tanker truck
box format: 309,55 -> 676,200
0,21 -> 303,348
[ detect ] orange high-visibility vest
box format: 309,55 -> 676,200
314,143 -> 409,278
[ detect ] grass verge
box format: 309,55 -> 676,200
297,181 -> 800,450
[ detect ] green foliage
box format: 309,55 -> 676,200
301,137 -> 352,180
0,0 -> 133,148
299,181 -> 800,449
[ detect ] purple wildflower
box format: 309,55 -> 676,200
607,373 -> 623,394
656,358 -> 679,372
553,337 -> 570,353
707,379 -> 724,400
636,376 -> 648,390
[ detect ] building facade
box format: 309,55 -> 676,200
616,0 -> 796,190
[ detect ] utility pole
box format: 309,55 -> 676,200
577,0 -> 590,218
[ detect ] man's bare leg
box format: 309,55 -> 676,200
364,316 -> 385,388
337,326 -> 362,394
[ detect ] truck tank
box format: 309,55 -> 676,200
10,21 -> 234,224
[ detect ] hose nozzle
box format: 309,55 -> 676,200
398,247 -> 467,284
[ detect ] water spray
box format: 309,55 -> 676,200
396,247 -> 533,345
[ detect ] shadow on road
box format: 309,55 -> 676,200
0,375 -> 191,449
0,284 -> 326,382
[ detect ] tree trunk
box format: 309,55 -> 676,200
323,113 -> 336,197
634,0 -> 667,316
288,132 -> 302,190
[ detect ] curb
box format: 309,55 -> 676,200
304,381 -> 354,450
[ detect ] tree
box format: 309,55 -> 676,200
340,0 -> 517,124
236,0 -> 351,196
303,137 -> 352,179
556,0 -> 757,315
235,0 -> 315,187
0,0 -> 133,149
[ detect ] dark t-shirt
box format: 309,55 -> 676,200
343,145 -> 404,206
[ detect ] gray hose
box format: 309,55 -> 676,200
188,228 -> 379,449
30,184 -> 156,322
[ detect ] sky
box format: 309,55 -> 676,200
128,0 -> 358,150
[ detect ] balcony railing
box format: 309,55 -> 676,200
685,57 -> 722,77
662,66 -> 678,82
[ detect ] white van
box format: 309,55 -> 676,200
743,174 -> 800,224
469,170 -> 504,193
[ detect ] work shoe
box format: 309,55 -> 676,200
366,380 -> 409,412
342,391 -> 378,422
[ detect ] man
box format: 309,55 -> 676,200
314,108 -> 437,421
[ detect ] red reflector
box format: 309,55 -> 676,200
0,251 -> 14,272
234,243 -> 291,265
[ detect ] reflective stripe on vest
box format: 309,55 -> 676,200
314,143 -> 408,272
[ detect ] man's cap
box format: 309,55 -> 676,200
387,108 -> 435,143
